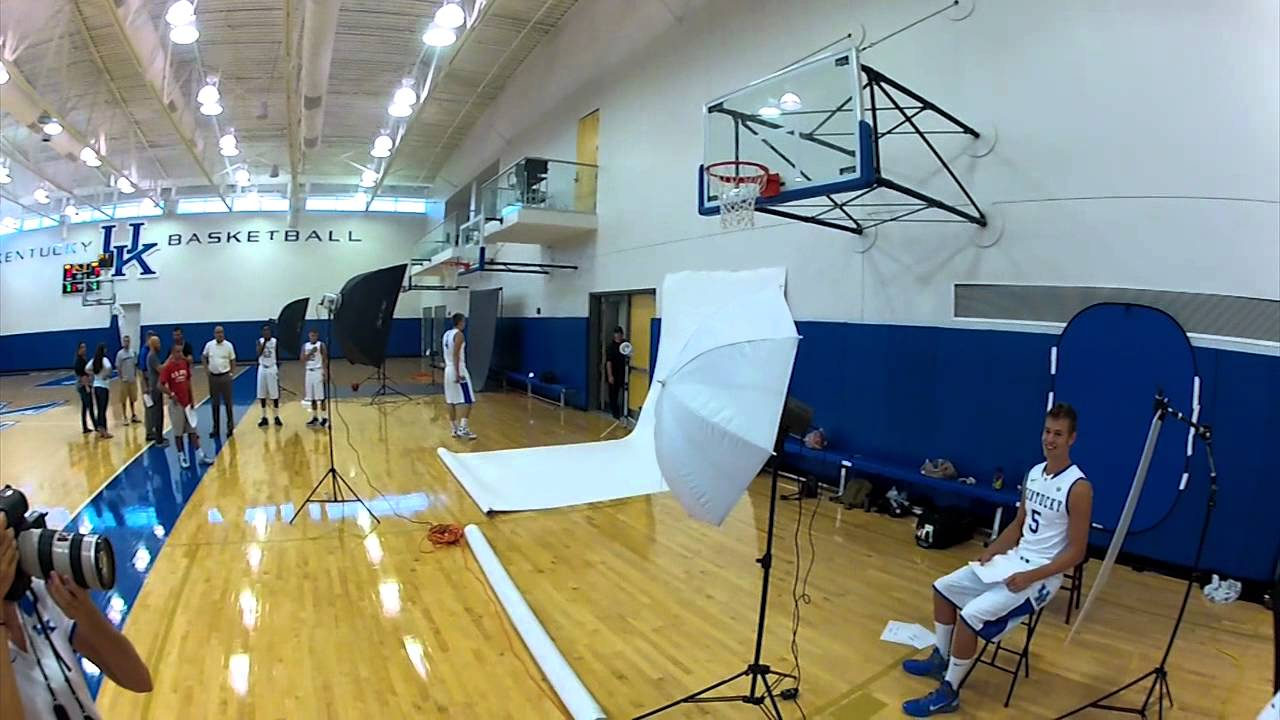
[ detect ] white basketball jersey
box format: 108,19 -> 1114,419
1016,461 -> 1086,564
443,328 -> 467,374
258,337 -> 278,369
303,341 -> 324,370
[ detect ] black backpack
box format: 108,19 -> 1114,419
915,507 -> 976,549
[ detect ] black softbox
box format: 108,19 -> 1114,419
333,264 -> 407,368
274,297 -> 309,359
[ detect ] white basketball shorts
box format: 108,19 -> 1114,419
933,551 -> 1062,641
304,368 -> 326,402
443,368 -> 474,406
257,366 -> 279,400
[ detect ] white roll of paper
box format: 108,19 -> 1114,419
463,524 -> 605,720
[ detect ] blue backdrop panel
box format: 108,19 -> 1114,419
1053,304 -> 1197,533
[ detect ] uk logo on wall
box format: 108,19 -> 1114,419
100,221 -> 159,278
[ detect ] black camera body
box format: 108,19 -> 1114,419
1,486 -> 116,601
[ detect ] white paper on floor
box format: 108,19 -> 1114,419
439,267 -> 788,515
881,621 -> 936,649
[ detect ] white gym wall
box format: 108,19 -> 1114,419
0,212 -> 432,335
433,0 -> 1280,335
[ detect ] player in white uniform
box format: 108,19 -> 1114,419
902,403 -> 1093,717
302,329 -> 328,428
442,313 -> 476,440
256,324 -> 282,427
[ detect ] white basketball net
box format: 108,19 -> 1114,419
709,166 -> 768,230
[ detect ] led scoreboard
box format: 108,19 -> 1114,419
62,254 -> 113,295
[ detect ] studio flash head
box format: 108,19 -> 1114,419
0,486 -> 116,601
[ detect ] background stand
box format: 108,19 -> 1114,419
362,362 -> 410,404
289,307 -> 379,525
1055,394 -> 1216,719
634,400 -> 812,719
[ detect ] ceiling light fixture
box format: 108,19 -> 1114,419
359,169 -> 378,188
233,167 -> 252,186
116,176 -> 136,194
0,61 -> 10,86
170,22 -> 199,45
0,162 -> 11,185
200,102 -> 223,116
757,105 -> 781,118
196,79 -> 220,106
80,147 -> 103,168
422,23 -> 458,48
63,202 -> 78,218
165,0 -> 196,27
219,130 -> 240,157
434,1 -> 466,30
33,187 -> 51,204
41,117 -> 64,136
392,85 -> 417,108
370,132 -> 393,158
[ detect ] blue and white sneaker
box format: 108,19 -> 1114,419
902,649 -> 947,681
902,681 -> 959,717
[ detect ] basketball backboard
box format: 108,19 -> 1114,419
699,37 -> 874,216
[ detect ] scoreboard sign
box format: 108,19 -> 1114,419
62,254 -> 113,295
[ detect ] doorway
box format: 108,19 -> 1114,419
576,109 -> 599,212
117,302 -> 142,349
588,289 -> 656,417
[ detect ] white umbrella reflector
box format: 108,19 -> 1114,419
654,285 -> 800,525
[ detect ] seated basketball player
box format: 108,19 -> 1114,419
901,403 -> 1093,717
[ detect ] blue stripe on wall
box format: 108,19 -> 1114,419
0,318 -> 422,373
518,316 -> 1279,581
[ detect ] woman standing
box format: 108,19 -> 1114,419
90,343 -> 114,439
73,342 -> 95,434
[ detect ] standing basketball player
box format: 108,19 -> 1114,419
256,324 -> 282,427
302,329 -> 328,428
443,313 -> 476,439
901,403 -> 1093,717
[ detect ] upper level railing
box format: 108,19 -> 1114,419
479,156 -> 599,220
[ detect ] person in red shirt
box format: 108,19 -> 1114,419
159,343 -> 213,468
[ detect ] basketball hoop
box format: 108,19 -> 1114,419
441,259 -> 472,287
706,161 -> 771,229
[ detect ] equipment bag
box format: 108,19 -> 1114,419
915,507 -> 975,550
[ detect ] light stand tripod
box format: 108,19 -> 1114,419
599,380 -> 633,438
289,308 -> 379,525
1055,392 -> 1216,720
362,362 -> 411,404
634,428 -> 800,719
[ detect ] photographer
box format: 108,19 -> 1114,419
1,514 -> 152,718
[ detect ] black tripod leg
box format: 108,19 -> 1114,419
762,674 -> 786,719
289,468 -> 334,523
1054,669 -> 1157,719
632,670 -> 749,719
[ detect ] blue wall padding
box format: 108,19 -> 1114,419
493,317 -> 589,409
0,318 -> 422,372
1053,304 -> 1198,533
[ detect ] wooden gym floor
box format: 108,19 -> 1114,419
1,360 -> 1270,718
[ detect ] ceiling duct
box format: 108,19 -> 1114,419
299,0 -> 341,152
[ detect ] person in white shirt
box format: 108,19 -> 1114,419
89,344 -> 114,440
442,313 -> 477,440
256,324 -> 282,427
901,403 -> 1094,717
202,326 -> 237,439
302,328 -> 328,428
114,335 -> 140,424
1,515 -> 153,719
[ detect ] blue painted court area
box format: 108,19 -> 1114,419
62,369 -> 257,696
0,400 -> 68,417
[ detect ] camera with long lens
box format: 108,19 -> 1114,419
0,486 -> 116,601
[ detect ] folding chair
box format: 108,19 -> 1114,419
1061,561 -> 1086,624
958,607 -> 1045,708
